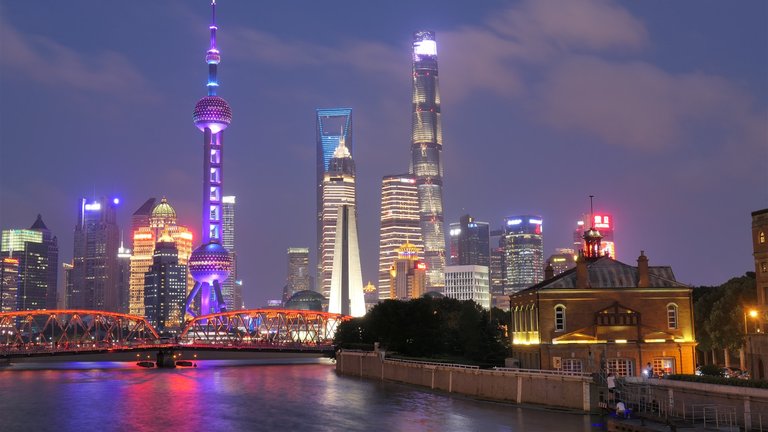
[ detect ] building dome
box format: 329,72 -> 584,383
189,242 -> 231,284
193,96 -> 232,133
285,290 -> 325,311
150,198 -> 177,228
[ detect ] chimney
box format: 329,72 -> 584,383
576,253 -> 589,288
637,250 -> 649,288
544,261 -> 554,280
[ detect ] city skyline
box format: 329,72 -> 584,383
1,1 -> 766,307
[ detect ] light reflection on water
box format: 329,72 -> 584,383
0,360 -> 602,432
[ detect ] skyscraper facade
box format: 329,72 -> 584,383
546,248 -> 577,276
62,262 -> 73,309
130,198 -> 156,249
502,215 -> 544,294
389,242 -> 426,300
129,198 -> 193,317
144,233 -> 187,332
1,218 -> 57,311
72,197 -> 120,311
444,265 -> 490,310
185,0 -> 233,318
117,240 -> 131,313
449,214 -> 490,267
0,257 -> 19,312
328,205 -> 365,317
30,214 -> 58,309
409,31 -> 446,291
377,174 -> 422,300
574,213 -> 616,259
316,108 -> 352,295
320,138 -> 356,299
284,247 -> 310,304
221,195 -> 241,309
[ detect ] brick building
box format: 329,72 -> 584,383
510,227 -> 696,377
745,208 -> 768,379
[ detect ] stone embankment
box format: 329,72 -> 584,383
336,349 -> 596,412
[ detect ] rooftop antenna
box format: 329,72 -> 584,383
589,195 -> 595,227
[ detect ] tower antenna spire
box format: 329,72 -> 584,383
589,195 -> 595,228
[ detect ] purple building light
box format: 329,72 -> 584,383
184,0 -> 232,318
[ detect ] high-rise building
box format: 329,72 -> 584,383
62,262 -> 73,309
489,245 -> 506,309
0,257 -> 19,312
129,198 -> 193,316
449,214 -> 490,267
184,0 -> 233,318
328,205 -> 365,317
320,138 -> 356,299
574,213 -> 616,259
130,198 -> 156,249
377,174 -> 422,300
502,215 -> 544,294
144,233 -> 187,332
444,265 -> 490,310
221,196 -> 241,310
284,247 -> 310,304
116,240 -> 132,313
72,197 -> 121,311
546,248 -> 577,277
30,214 -> 58,309
389,242 -> 426,300
409,31 -> 446,291
1,217 -> 57,311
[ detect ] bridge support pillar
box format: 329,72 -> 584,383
156,349 -> 177,368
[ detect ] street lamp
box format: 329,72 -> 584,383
744,309 -> 759,334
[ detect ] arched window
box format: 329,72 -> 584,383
555,304 -> 566,332
667,304 -> 678,329
761,231 -> 766,244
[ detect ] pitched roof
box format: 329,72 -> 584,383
514,256 -> 688,296
29,214 -> 48,231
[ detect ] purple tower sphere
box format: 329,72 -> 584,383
189,242 -> 232,284
193,96 -> 232,134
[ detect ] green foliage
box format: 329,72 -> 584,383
333,297 -> 509,365
667,374 -> 768,389
693,273 -> 756,353
698,364 -> 722,377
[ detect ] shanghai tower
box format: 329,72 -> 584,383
409,31 -> 446,291
184,0 -> 233,318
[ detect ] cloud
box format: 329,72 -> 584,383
0,12 -> 153,99
535,56 -> 766,152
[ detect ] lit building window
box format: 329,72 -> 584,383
555,304 -> 566,332
762,262 -> 767,273
667,304 -> 678,329
607,358 -> 634,377
761,231 -> 766,244
562,358 -> 582,373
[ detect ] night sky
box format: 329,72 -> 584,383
1,1 -> 766,307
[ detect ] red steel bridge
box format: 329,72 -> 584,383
0,309 -> 349,361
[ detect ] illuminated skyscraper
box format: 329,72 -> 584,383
29,215 -> 58,309
71,197 -> 121,311
129,198 -> 193,316
546,248 -> 577,277
410,31 -> 446,291
377,174 -> 422,300
389,242 -> 426,300
130,198 -> 156,249
502,215 -> 544,294
329,205 -> 365,317
221,196 -> 241,309
320,138 -> 356,299
0,257 -> 19,312
574,213 -> 616,259
62,262 -> 73,309
144,233 -> 187,332
185,0 -> 233,318
449,215 -> 490,267
316,108 -> 352,293
117,240 -> 131,313
284,247 -> 311,304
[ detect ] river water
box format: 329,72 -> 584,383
0,359 -> 602,431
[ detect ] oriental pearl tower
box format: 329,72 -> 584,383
184,0 -> 233,318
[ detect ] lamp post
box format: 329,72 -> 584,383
744,309 -> 758,335
741,309 -> 759,373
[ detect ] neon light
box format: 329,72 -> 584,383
398,178 -> 416,184
529,219 -> 542,225
222,196 -> 236,204
84,203 -> 101,211
416,262 -> 427,270
133,233 -> 153,240
507,219 -> 522,225
112,198 -> 120,205
413,39 -> 437,57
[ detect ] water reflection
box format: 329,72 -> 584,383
0,360 -> 599,431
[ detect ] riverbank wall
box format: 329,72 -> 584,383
336,350 -> 596,412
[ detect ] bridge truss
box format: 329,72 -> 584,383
0,310 -> 160,355
179,309 -> 349,348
